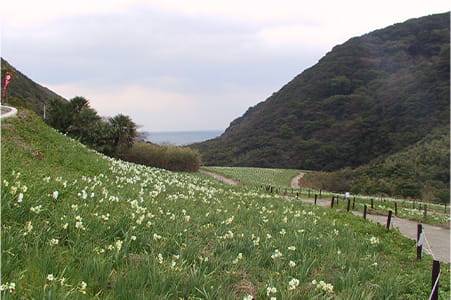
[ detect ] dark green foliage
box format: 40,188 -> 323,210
120,141 -> 202,172
303,126 -> 450,202
45,97 -> 137,156
45,99 -> 73,133
109,114 -> 137,150
193,13 -> 450,173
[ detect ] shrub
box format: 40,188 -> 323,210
120,141 -> 202,172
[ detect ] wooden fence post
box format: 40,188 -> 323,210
430,260 -> 440,300
394,203 -> 398,216
330,196 -> 334,208
386,210 -> 392,229
352,197 -> 355,210
363,205 -> 367,219
424,205 -> 427,218
347,198 -> 351,212
416,224 -> 423,260
370,199 -> 374,209
314,194 -> 317,205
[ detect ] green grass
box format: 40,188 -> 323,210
1,110 -> 450,299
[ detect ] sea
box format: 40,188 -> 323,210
142,130 -> 223,146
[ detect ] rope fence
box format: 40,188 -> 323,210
260,184 -> 445,298
417,224 -> 441,300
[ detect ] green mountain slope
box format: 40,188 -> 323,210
301,125 -> 450,202
193,12 -> 450,171
1,58 -> 67,115
2,110 -> 449,298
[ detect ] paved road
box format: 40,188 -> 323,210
299,196 -> 450,263
353,210 -> 450,263
1,105 -> 17,119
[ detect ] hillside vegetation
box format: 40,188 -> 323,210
2,110 -> 449,299
193,13 -> 450,172
120,141 -> 201,172
301,126 -> 450,203
1,58 -> 66,115
1,58 -> 202,172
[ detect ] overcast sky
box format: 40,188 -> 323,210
1,1 -> 449,132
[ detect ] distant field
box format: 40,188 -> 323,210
2,111 -> 449,299
202,166 -> 306,188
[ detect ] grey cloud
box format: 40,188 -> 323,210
4,5 -> 322,89
2,5 -> 326,130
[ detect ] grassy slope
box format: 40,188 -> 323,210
1,110 -> 449,299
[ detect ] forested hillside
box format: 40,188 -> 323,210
193,12 -> 450,172
300,125 -> 450,202
1,58 -> 67,115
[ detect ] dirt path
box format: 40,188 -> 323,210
201,171 -> 450,263
199,170 -> 240,185
290,172 -> 305,188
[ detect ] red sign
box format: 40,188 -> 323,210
4,73 -> 12,88
2,72 -> 12,101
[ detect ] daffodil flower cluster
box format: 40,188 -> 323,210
311,280 -> 334,294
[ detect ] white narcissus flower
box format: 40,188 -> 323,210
288,278 -> 300,290
266,286 -> 277,296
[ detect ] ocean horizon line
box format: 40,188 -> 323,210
142,130 -> 224,146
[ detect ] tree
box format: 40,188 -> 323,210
69,96 -> 89,114
109,114 -> 137,154
45,99 -> 72,133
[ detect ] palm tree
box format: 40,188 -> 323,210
109,114 -> 137,151
69,96 -> 89,114
45,99 -> 72,133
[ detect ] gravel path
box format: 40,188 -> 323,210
290,172 -> 305,188
199,169 -> 240,185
